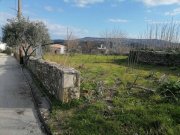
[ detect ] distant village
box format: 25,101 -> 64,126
49,37 -> 180,55
1,35 -> 179,56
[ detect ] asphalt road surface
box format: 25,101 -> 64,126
0,53 -> 44,135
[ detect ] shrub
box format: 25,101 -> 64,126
4,47 -> 12,55
157,80 -> 180,102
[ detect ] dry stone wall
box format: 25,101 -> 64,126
130,50 -> 180,66
28,57 -> 80,103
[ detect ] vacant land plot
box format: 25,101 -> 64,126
43,53 -> 180,135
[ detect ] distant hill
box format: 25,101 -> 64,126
52,39 -> 65,44
52,37 -> 179,47
80,37 -> 172,46
79,37 -> 105,42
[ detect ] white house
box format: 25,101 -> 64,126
98,44 -> 107,50
50,44 -> 66,54
0,42 -> 7,51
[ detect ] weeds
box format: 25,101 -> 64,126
44,54 -> 180,135
157,80 -> 180,102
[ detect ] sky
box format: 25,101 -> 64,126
0,0 -> 180,39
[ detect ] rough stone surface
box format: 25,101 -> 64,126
28,57 -> 80,103
130,50 -> 180,66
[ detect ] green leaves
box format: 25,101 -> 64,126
2,17 -> 50,47
157,80 -> 180,102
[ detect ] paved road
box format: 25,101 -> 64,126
0,53 -> 44,135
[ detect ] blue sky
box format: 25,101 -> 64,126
1,0 -> 180,39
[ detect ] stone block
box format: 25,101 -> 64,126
28,57 -> 80,103
63,74 -> 76,88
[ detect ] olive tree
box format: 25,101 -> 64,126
2,17 -> 50,64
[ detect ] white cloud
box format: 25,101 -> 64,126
42,21 -> 88,38
64,0 -> 104,7
165,8 -> 180,16
44,6 -> 64,13
108,18 -> 128,23
139,0 -> 180,6
0,11 -> 86,38
64,0 -> 180,7
64,0 -> 125,7
44,6 -> 54,12
144,19 -> 180,24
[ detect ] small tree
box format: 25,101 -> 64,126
142,20 -> 180,50
65,28 -> 80,54
67,35 -> 80,53
101,28 -> 127,55
2,17 -> 50,64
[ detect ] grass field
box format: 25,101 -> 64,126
43,53 -> 180,135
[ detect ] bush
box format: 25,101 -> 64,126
157,80 -> 180,102
4,47 -> 12,55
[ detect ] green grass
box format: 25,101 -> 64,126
43,53 -> 180,135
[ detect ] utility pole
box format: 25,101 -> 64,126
17,0 -> 22,20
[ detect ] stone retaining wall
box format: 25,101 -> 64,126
28,57 -> 80,103
130,50 -> 180,66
